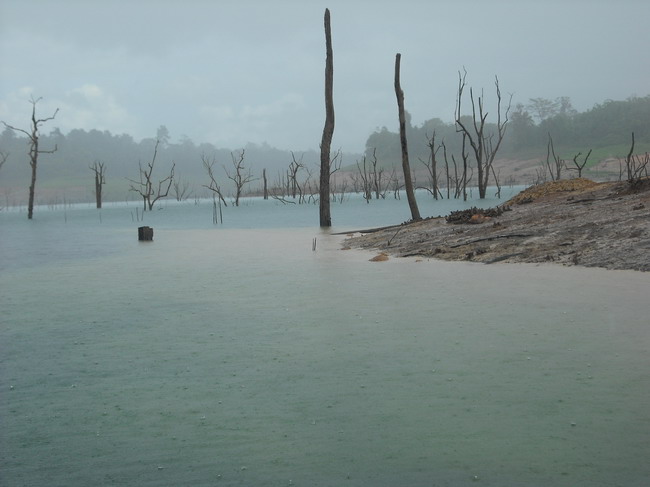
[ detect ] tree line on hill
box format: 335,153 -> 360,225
365,94 -> 650,168
1,94 -> 648,208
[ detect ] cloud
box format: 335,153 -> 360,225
0,84 -> 137,137
199,93 -> 312,148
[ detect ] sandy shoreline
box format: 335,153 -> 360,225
344,178 -> 650,272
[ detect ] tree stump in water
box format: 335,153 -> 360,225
138,226 -> 154,241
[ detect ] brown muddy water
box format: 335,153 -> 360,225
1,224 -> 649,486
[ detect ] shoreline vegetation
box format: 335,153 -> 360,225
343,178 -> 650,272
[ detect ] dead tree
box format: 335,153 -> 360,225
389,168 -> 402,199
319,8 -> 335,227
623,133 -> 649,185
455,69 -> 511,198
201,153 -> 228,207
224,149 -> 255,206
568,149 -> 592,178
545,133 -> 564,181
0,150 -> 8,172
441,140 -> 451,199
369,148 -> 385,199
458,131 -> 471,200
2,96 -> 58,219
491,165 -> 502,198
394,53 -> 421,221
356,156 -> 373,202
288,152 -> 305,200
89,160 -> 106,209
419,132 -> 442,199
127,139 -> 175,211
262,168 -> 268,200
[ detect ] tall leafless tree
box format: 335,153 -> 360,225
224,149 -> 255,206
127,139 -> 175,211
89,160 -> 106,209
2,96 -> 58,219
319,8 -> 335,227
394,53 -> 421,221
455,69 -> 511,199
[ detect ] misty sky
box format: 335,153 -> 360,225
1,0 -> 649,153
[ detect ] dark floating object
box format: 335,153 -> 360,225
138,226 -> 154,241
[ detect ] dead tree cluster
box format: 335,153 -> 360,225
622,132 -> 649,186
268,152 -> 322,205
419,134 -> 472,201
535,133 -> 594,185
455,69 -> 512,200
354,148 -> 388,202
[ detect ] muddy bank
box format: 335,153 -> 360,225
344,178 -> 650,272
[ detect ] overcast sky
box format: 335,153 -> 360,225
1,0 -> 649,153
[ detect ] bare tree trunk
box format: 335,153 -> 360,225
262,168 -> 268,199
394,53 -> 421,221
90,160 -> 106,209
319,8 -> 335,227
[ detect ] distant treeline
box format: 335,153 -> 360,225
1,94 -> 649,204
0,126 -> 362,203
365,95 -> 650,166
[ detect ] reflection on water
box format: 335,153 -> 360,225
1,198 -> 649,486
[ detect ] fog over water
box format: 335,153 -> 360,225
1,196 -> 649,486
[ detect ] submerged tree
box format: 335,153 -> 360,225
2,96 -> 59,219
319,8 -> 335,227
224,149 -> 255,207
394,53 -> 421,221
127,139 -> 175,211
89,160 -> 107,209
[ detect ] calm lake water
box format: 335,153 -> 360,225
1,190 -> 649,486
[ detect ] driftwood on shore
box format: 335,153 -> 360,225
445,206 -> 509,224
